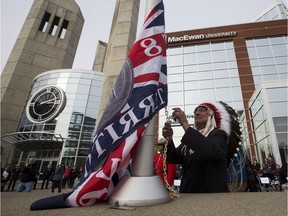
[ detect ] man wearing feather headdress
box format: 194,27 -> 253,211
162,101 -> 242,193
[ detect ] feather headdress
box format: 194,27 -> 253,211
194,101 -> 259,192
194,101 -> 242,167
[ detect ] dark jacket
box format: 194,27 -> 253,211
279,162 -> 287,185
167,127 -> 229,193
20,165 -> 37,182
69,168 -> 78,179
52,166 -> 64,181
10,167 -> 21,180
43,167 -> 54,179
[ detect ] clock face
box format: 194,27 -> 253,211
26,85 -> 66,123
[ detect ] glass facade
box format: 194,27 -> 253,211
161,37 -> 287,161
267,86 -> 288,163
159,41 -> 243,145
239,112 -> 249,153
254,1 -> 288,22
249,82 -> 287,165
249,92 -> 272,163
246,36 -> 288,86
14,69 -> 104,169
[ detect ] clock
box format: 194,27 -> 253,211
26,85 -> 66,123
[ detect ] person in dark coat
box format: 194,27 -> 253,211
279,162 -> 287,191
17,157 -> 37,192
51,163 -> 65,193
162,102 -> 235,193
252,159 -> 261,175
69,166 -> 78,188
41,164 -> 54,190
7,164 -> 21,191
1,164 -> 11,191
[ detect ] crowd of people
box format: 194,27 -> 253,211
253,157 -> 287,192
1,158 -> 84,193
1,150 -> 288,195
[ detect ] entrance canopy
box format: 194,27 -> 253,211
2,132 -> 64,151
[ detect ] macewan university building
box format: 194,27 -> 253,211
160,18 -> 287,167
1,0 -> 287,176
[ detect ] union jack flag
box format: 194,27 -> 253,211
30,0 -> 167,210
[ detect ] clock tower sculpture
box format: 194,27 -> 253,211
0,0 -> 84,164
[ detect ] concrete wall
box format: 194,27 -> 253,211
96,0 -> 140,129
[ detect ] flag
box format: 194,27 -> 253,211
30,0 -> 167,210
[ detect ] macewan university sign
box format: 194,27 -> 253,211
167,31 -> 237,44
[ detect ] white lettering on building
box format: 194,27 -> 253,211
167,31 -> 237,44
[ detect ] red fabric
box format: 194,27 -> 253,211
154,153 -> 176,186
63,168 -> 70,178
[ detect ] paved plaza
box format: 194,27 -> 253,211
1,187 -> 287,216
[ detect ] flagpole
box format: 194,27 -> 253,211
108,0 -> 170,207
131,118 -> 155,176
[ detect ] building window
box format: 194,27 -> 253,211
49,16 -> 60,36
249,94 -> 272,163
38,12 -> 51,32
58,19 -> 69,39
267,87 -> 288,163
168,41 -> 242,107
249,85 -> 288,164
246,36 -> 288,86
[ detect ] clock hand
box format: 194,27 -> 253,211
40,99 -> 56,105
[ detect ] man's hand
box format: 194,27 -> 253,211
162,122 -> 173,138
172,108 -> 190,131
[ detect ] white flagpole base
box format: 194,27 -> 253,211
108,176 -> 170,207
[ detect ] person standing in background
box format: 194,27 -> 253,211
33,169 -> 40,190
69,166 -> 78,188
7,164 -> 21,191
41,164 -> 54,190
17,157 -> 37,192
62,165 -> 70,189
154,138 -> 176,187
51,163 -> 65,193
252,159 -> 260,175
1,164 -> 11,191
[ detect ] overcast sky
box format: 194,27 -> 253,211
1,0 -> 277,72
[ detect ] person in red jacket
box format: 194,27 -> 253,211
154,138 -> 176,187
62,165 -> 70,189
